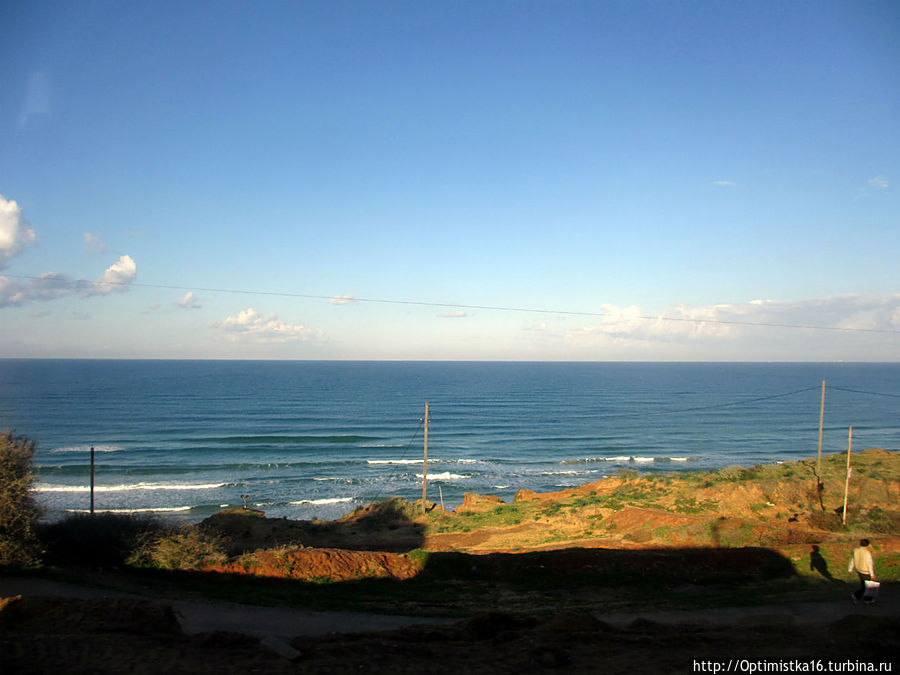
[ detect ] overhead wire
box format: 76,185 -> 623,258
358,380 -> 896,506
7,273 -> 900,335
600,385 -> 823,418
829,385 -> 900,400
364,415 -> 424,506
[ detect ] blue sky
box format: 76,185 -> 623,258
2,0 -> 898,360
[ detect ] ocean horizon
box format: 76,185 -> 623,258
1,359 -> 897,523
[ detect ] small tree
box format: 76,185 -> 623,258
0,430 -> 41,566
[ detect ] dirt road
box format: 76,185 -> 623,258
0,574 -> 890,638
0,576 -> 457,638
2,575 -> 897,674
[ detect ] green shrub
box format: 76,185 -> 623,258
671,495 -> 719,514
863,507 -> 900,534
39,512 -> 164,567
349,496 -> 422,525
0,431 -> 42,567
127,526 -> 227,570
712,465 -> 747,482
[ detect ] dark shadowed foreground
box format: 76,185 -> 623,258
1,591 -> 897,674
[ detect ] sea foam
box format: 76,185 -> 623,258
289,497 -> 355,505
415,471 -> 467,481
35,482 -> 227,493
52,445 -> 123,453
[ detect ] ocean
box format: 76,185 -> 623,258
0,360 -> 897,523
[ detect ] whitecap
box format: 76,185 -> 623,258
52,445 -> 123,453
65,506 -> 193,514
415,472 -> 467,481
35,482 -> 227,493
289,497 -> 355,505
367,459 -> 423,465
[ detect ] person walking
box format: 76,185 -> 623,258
848,538 -> 877,604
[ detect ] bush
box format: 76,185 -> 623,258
712,465 -> 747,482
39,512 -> 166,567
347,497 -> 422,526
0,430 -> 42,567
863,507 -> 900,534
127,527 -> 228,570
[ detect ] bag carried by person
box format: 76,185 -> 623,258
863,579 -> 880,601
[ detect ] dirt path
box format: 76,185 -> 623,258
3,575 -> 897,674
0,576 -> 457,639
0,575 -> 890,638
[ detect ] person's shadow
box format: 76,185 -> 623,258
809,545 -> 837,582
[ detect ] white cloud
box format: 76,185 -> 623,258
858,175 -> 889,198
713,180 -> 736,187
564,295 -> 900,345
438,311 -> 468,318
100,255 -> 136,286
0,255 -> 138,307
84,255 -> 137,296
83,232 -> 107,253
214,307 -> 325,343
329,295 -> 356,305
0,195 -> 37,268
178,292 -> 201,309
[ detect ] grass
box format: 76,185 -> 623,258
427,502 -> 541,534
670,495 -> 720,514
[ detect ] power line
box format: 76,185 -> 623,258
538,385 -> 823,420
830,385 -> 900,400
7,273 -> 900,335
364,416 -> 424,506
637,386 -> 823,416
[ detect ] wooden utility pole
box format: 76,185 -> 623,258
816,380 -> 826,476
422,402 -> 429,514
90,445 -> 95,516
842,426 -> 853,525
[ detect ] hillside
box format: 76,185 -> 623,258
197,448 -> 900,588
8,449 -> 899,672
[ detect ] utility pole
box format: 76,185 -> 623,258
842,426 -> 853,525
90,445 -> 95,516
422,402 -> 429,514
816,380 -> 826,476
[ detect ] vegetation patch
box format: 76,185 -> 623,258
39,513 -> 165,568
0,431 -> 42,567
127,527 -> 228,570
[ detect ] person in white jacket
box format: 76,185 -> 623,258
848,538 -> 877,604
